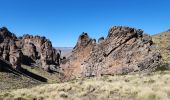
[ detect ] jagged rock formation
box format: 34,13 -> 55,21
61,26 -> 162,80
0,27 -> 61,72
60,32 -> 96,79
18,34 -> 61,71
0,26 -> 164,81
0,27 -> 22,69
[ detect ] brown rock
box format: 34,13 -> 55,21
60,32 -> 96,80
61,26 -> 162,80
9,40 -> 22,69
19,34 -> 60,71
0,27 -> 22,69
98,37 -> 105,44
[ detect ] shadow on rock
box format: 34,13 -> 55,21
22,55 -> 36,66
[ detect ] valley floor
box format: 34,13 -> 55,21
1,71 -> 170,100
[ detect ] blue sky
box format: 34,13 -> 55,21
0,0 -> 170,47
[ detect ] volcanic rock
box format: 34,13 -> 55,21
0,27 -> 61,72
98,37 -> 105,44
60,32 -> 96,80
61,26 -> 162,80
18,34 -> 61,71
9,40 -> 22,69
0,27 -> 22,69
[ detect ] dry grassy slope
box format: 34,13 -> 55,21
0,71 -> 41,93
0,65 -> 60,92
152,31 -> 170,66
21,65 -> 60,83
1,71 -> 170,100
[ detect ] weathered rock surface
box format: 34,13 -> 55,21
0,27 -> 22,69
61,26 -> 162,80
0,27 -> 61,72
60,32 -> 96,80
18,34 -> 61,71
0,26 -> 164,80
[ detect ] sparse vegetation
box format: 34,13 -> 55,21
0,64 -> 61,93
1,70 -> 170,100
152,31 -> 170,67
21,65 -> 60,83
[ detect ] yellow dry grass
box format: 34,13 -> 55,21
1,71 -> 170,100
152,31 -> 170,64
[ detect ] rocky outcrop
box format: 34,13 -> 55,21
0,27 -> 22,69
0,27 -> 61,72
61,26 -> 162,80
0,26 -> 164,80
9,40 -> 22,69
18,34 -> 61,71
60,32 -> 96,79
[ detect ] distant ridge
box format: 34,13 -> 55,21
55,47 -> 73,57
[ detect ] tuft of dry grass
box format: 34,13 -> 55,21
1,70 -> 170,100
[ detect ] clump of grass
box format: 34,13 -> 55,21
59,91 -> 68,98
14,97 -> 27,100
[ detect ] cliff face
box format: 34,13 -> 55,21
61,26 -> 162,80
0,27 -> 22,69
0,27 -> 60,72
18,34 -> 60,71
60,32 -> 96,79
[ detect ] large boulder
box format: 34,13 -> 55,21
61,26 -> 162,80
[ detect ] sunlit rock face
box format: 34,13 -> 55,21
61,26 -> 162,81
0,27 -> 61,72
0,27 -> 22,69
18,34 -> 61,71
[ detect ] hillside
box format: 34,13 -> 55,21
0,64 -> 61,92
0,26 -> 170,100
0,71 -> 41,92
152,30 -> 170,68
0,27 -> 61,92
1,70 -> 170,100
